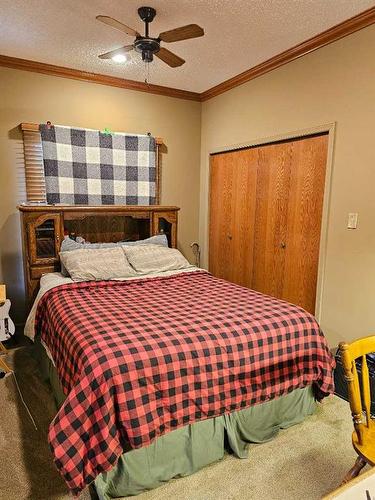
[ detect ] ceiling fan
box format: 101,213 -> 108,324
97,6 -> 204,68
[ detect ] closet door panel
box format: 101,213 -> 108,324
229,149 -> 258,287
209,150 -> 257,287
209,154 -> 233,281
251,142 -> 292,298
282,134 -> 328,313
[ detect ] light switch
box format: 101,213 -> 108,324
347,213 -> 358,229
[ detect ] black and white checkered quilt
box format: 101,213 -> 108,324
40,125 -> 156,205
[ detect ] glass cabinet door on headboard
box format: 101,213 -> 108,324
152,211 -> 177,248
27,213 -> 62,265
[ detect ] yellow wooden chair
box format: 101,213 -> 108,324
340,337 -> 375,482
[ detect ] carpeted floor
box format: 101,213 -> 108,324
0,345 -> 361,500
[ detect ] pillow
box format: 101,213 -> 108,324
122,234 -> 168,248
123,244 -> 192,274
60,234 -> 168,275
59,247 -> 136,281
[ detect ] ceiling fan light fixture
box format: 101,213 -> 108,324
112,53 -> 128,63
142,50 -> 154,63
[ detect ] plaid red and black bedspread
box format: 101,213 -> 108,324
35,270 -> 334,494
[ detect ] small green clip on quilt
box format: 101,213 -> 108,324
35,340 -> 316,499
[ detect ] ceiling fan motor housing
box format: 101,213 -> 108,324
134,38 -> 160,62
135,7 -> 160,62
137,6 -> 156,23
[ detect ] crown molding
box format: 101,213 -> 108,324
1,7 -> 375,103
200,6 -> 375,101
0,54 -> 201,102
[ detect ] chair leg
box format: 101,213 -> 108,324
342,456 -> 367,484
0,341 -> 8,355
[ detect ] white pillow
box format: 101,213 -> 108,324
123,244 -> 192,274
59,247 -> 136,281
59,234 -> 168,276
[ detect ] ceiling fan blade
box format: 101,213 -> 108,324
96,15 -> 139,37
159,24 -> 204,43
155,47 -> 185,68
98,45 -> 134,59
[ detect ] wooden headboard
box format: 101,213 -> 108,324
18,204 -> 179,308
20,122 -> 164,204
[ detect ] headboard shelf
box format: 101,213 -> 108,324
18,204 -> 177,213
18,205 -> 179,307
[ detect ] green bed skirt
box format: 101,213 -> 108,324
35,340 -> 316,499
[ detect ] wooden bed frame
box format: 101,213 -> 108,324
18,204 -> 180,308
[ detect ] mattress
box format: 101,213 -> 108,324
35,338 -> 317,499
29,269 -> 334,495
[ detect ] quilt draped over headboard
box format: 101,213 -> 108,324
40,124 -> 156,205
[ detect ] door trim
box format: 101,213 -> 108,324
207,122 -> 336,322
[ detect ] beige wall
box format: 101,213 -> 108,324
200,24 -> 375,347
2,23 -> 375,344
0,67 -> 201,324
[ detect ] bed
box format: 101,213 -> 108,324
25,251 -> 335,499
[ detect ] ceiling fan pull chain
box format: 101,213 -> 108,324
144,60 -> 150,86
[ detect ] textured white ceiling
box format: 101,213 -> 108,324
0,0 -> 374,92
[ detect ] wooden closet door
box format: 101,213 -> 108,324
282,134 -> 328,313
209,154 -> 233,282
209,149 -> 257,287
251,142 -> 293,299
251,134 -> 328,313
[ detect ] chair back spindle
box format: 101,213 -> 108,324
361,355 -> 371,427
340,339 -> 375,447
